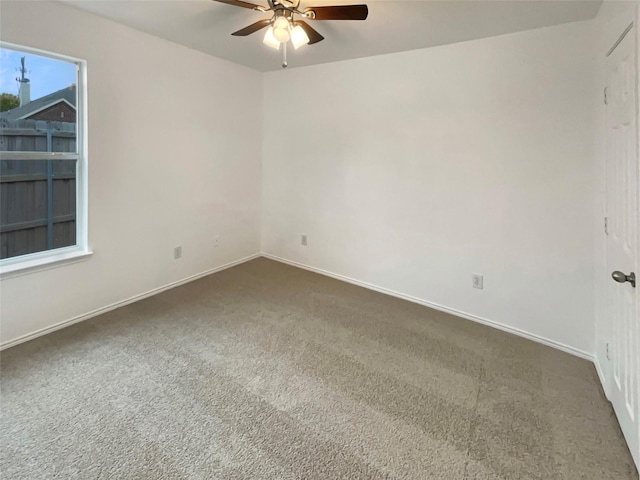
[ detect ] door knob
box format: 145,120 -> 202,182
611,271 -> 636,288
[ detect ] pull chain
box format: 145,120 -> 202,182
282,41 -> 288,68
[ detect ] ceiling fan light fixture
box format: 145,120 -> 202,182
291,24 -> 309,49
263,27 -> 280,49
272,16 -> 291,42
213,0 -> 369,67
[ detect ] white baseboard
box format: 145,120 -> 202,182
0,253 -> 261,351
2,250 -> 596,365
262,253 -> 595,362
593,354 -> 610,400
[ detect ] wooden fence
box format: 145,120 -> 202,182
0,118 -> 76,260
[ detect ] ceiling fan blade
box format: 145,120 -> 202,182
212,0 -> 266,10
303,5 -> 368,20
232,19 -> 272,36
294,20 -> 324,45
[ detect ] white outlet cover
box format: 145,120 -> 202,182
472,274 -> 483,289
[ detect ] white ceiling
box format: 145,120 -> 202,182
61,0 -> 602,72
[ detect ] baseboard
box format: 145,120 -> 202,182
2,250 -> 595,363
0,253 -> 261,351
594,354 -> 610,400
261,253 -> 594,362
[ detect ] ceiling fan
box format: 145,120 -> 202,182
213,0 -> 368,68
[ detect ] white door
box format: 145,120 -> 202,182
605,21 -> 640,468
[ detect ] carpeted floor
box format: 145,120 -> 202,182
1,257 -> 637,479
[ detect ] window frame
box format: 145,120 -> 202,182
0,42 -> 90,278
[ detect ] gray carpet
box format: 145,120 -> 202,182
1,257 -> 637,479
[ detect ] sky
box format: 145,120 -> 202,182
0,47 -> 76,101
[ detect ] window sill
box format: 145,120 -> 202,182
0,248 -> 93,280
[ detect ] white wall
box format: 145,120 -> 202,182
592,0 -> 639,388
262,21 -> 597,355
0,2 -> 603,358
0,1 -> 263,345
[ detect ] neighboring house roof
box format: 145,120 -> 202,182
1,85 -> 76,121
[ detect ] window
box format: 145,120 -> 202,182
0,43 -> 89,275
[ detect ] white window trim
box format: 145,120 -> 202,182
0,247 -> 93,279
0,42 -> 90,278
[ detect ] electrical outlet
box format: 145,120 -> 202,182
174,246 -> 182,259
214,235 -> 219,248
301,234 -> 308,246
472,274 -> 483,289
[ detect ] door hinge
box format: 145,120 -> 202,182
604,87 -> 608,105
604,217 -> 609,235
